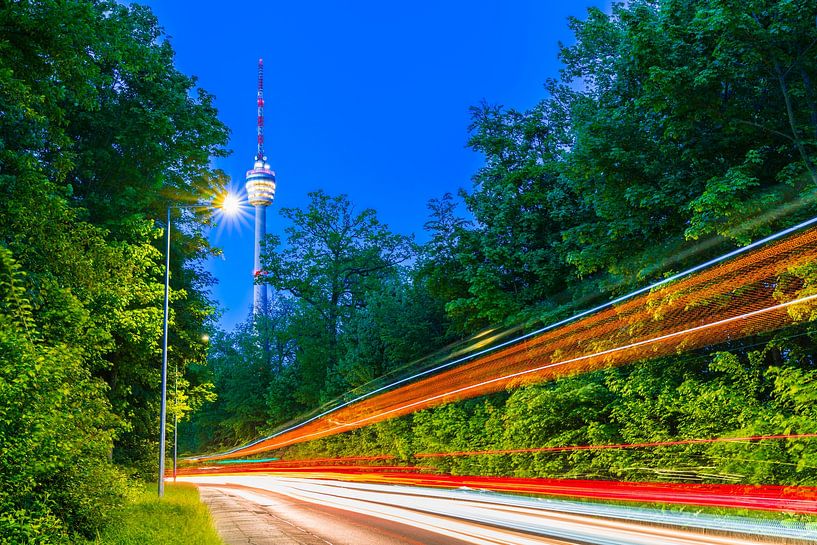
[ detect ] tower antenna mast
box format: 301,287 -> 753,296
256,58 -> 265,160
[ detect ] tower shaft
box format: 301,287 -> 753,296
245,57 -> 276,316
253,204 -> 268,314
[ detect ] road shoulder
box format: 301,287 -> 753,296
198,485 -> 331,545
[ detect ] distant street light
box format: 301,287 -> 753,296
159,194 -> 239,497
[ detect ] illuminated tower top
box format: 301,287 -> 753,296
245,58 -> 276,206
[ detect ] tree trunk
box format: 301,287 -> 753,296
774,60 -> 817,185
799,66 -> 817,142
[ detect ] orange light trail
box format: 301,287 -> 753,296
196,226 -> 817,460
178,433 -> 816,471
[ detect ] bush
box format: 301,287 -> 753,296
0,248 -> 129,541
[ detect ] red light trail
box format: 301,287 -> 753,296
180,432 -> 817,469
184,475 -> 817,543
413,433 -> 817,458
181,433 -> 817,475
179,433 -> 817,515
179,469 -> 817,515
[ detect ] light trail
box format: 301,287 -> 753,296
177,468 -> 817,515
414,432 -> 817,458
180,433 -> 817,469
180,475 -> 817,543
192,221 -> 817,461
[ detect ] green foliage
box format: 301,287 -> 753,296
181,301 -> 302,451
261,190 -> 414,321
0,0 -> 227,539
455,101 -> 574,327
336,273 -> 449,391
0,248 -> 131,542
259,190 -> 415,404
416,193 -> 474,332
88,483 -> 223,545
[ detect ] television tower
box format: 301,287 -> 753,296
245,58 -> 276,315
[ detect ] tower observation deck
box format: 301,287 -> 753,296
245,58 -> 276,315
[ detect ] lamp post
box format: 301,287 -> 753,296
173,358 -> 177,483
158,204 -> 172,498
158,195 -> 239,497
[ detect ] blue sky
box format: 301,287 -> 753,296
135,1 -> 607,330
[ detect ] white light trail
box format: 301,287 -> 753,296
181,475 -> 812,544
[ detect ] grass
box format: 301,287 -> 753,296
88,483 -> 223,545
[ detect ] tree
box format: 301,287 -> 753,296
680,0 -> 817,238
260,190 -> 414,403
0,0 -> 227,537
0,248 -> 127,542
181,298 -> 299,451
0,0 -> 228,474
416,193 -> 475,333
558,0 -> 817,281
454,100 -> 577,328
336,271 -> 450,392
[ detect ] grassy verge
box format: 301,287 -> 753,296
88,482 -> 223,545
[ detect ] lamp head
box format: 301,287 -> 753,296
221,193 -> 241,216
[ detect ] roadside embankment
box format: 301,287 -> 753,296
88,483 -> 223,545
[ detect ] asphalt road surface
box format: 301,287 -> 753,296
185,475 -> 813,545
199,484 -> 571,545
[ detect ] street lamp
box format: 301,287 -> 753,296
158,195 -> 239,497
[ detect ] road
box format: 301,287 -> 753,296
198,485 -> 492,545
181,475 -> 815,545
